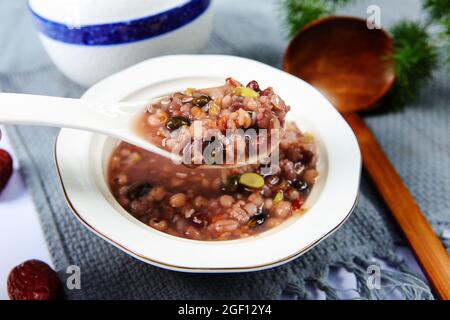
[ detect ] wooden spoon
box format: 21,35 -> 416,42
283,16 -> 450,299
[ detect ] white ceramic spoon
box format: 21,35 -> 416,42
0,93 -> 278,167
0,92 -> 182,162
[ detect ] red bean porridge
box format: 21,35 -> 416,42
109,80 -> 318,241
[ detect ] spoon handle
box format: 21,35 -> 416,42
0,93 -> 119,131
344,112 -> 450,300
0,93 -> 181,165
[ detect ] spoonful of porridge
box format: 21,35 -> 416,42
0,78 -> 290,167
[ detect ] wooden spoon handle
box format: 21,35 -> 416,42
343,112 -> 450,300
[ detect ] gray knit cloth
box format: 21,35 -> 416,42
1,0 -> 449,300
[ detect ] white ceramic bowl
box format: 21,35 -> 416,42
29,0 -> 213,87
55,55 -> 361,272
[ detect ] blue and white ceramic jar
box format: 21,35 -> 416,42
29,0 -> 213,87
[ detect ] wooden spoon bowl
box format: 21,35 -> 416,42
284,16 -> 395,113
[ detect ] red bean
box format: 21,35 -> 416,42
169,193 -> 187,208
219,195 -> 234,207
271,201 -> 292,218
246,80 -> 261,92
149,218 -> 168,231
